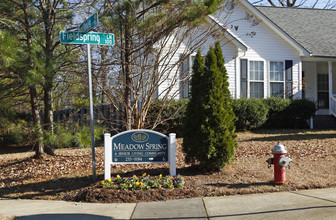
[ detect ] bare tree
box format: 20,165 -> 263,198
94,0 -> 235,131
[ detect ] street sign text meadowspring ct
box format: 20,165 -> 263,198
60,31 -> 114,45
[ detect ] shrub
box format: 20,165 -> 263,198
0,111 -> 33,146
232,97 -> 316,129
44,123 -> 107,149
286,98 -> 316,128
74,123 -> 107,148
232,98 -> 268,131
146,99 -> 188,136
262,97 -> 291,128
183,43 -> 237,171
43,123 -> 74,149
263,97 -> 291,113
262,97 -> 316,128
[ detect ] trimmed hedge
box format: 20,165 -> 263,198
232,98 -> 268,131
262,97 -> 291,128
285,99 -> 317,128
146,97 -> 316,133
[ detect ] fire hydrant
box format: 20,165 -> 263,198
266,142 -> 292,184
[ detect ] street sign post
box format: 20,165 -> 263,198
60,31 -> 114,45
60,13 -> 115,181
78,12 -> 98,33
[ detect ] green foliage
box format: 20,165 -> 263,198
263,97 -> 291,112
43,123 -> 107,149
0,110 -> 33,145
232,97 -> 316,129
183,49 -> 205,164
262,97 -> 291,128
101,173 -> 185,190
286,98 -> 316,128
74,124 -> 106,148
262,97 -> 316,128
183,42 -> 237,172
43,123 -> 74,149
232,98 -> 268,131
146,99 -> 188,136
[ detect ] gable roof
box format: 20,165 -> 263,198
236,0 -> 310,56
256,6 -> 336,58
208,15 -> 248,52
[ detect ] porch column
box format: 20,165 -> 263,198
328,61 -> 333,115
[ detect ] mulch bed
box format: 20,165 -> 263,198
1,129 -> 335,203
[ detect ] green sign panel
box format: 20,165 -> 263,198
111,130 -> 169,164
78,13 -> 98,33
60,31 -> 114,45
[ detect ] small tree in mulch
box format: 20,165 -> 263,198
183,42 -> 237,171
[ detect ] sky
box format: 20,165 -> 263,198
248,0 -> 336,9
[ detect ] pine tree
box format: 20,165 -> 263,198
183,42 -> 237,171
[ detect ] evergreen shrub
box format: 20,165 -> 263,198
183,43 -> 237,171
262,97 -> 316,128
0,111 -> 33,145
262,97 -> 291,128
232,98 -> 268,131
286,98 -> 316,128
44,123 -> 107,149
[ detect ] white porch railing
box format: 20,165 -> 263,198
330,95 -> 336,117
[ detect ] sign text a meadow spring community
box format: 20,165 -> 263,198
104,130 -> 176,179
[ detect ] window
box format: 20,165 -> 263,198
270,61 -> 284,97
240,60 -> 265,98
249,61 -> 264,98
180,55 -> 195,99
224,0 -> 235,12
241,59 -> 293,99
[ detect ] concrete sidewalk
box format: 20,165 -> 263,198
1,188 -> 335,220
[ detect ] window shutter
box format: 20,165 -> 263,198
241,59 -> 248,98
285,60 -> 293,98
180,56 -> 190,99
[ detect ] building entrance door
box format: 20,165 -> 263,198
317,74 -> 329,109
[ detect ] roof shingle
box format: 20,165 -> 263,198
256,6 -> 336,57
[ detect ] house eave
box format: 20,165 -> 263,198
207,15 -> 248,52
302,55 -> 336,62
240,0 -> 310,57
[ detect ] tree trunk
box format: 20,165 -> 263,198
43,82 -> 54,132
124,5 -> 134,130
29,87 -> 45,158
23,1 -> 45,158
42,1 -> 54,134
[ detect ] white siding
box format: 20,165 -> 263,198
158,1 -> 304,100
198,33 -> 237,98
213,3 -> 302,98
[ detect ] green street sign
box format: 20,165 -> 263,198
78,13 -> 98,33
60,31 -> 114,45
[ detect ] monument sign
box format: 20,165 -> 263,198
104,130 -> 176,179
